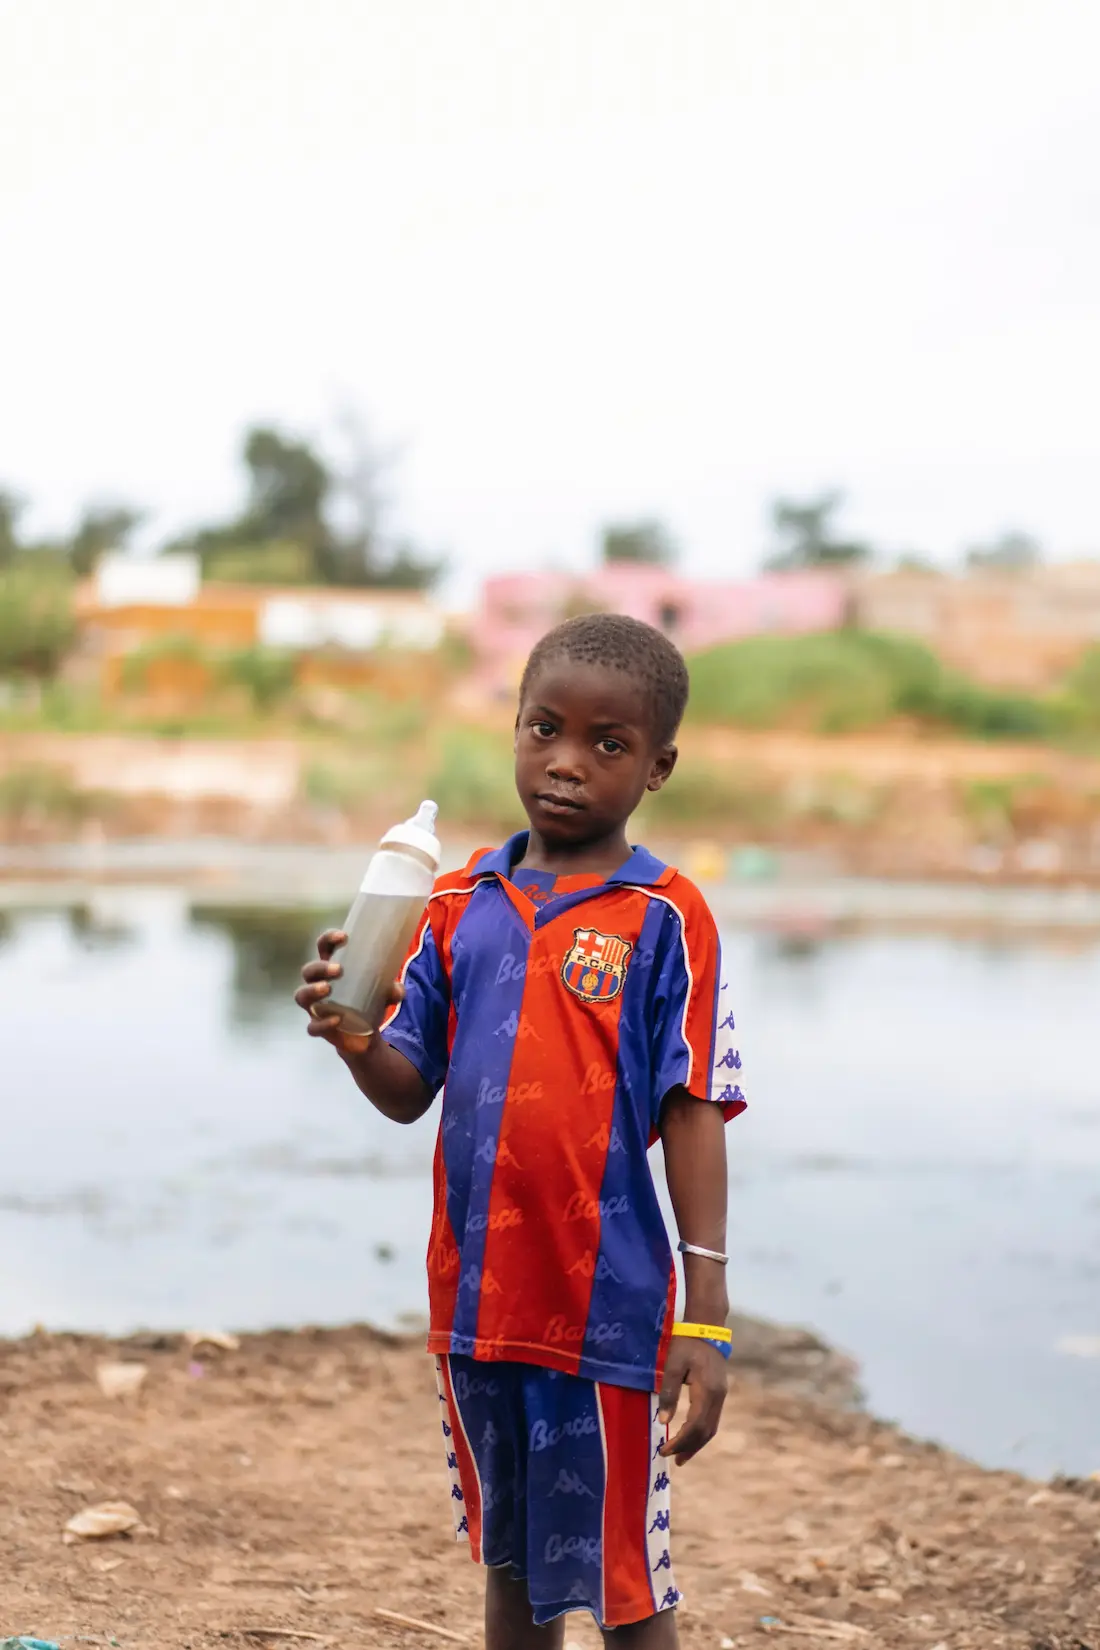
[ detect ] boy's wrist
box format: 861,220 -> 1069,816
682,1290 -> 730,1329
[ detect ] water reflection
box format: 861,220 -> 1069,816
189,903 -> 337,1026
68,902 -> 136,952
0,891 -> 1098,1479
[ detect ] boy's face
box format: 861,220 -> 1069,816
514,660 -> 677,848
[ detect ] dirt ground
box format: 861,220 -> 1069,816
1,1328 -> 1097,1650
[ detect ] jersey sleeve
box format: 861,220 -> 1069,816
651,895 -> 746,1122
379,911 -> 450,1095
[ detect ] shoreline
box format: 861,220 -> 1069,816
1,1321 -> 1096,1648
4,838 -> 1100,938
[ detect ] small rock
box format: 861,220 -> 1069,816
185,1329 -> 240,1353
95,1361 -> 148,1399
63,1500 -> 141,1541
739,1570 -> 771,1596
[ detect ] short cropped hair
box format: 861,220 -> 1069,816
519,613 -> 689,746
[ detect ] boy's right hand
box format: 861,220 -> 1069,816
295,930 -> 403,1057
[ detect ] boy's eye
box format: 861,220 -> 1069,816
597,738 -> 625,755
530,720 -> 556,739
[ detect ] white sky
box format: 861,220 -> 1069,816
2,0 -> 1098,602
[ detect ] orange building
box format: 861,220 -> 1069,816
75,554 -> 446,699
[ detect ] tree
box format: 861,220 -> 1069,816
170,417 -> 441,589
0,490 -> 25,569
69,503 -> 144,576
324,406 -> 443,589
965,531 -> 1041,573
764,491 -> 871,571
240,426 -> 331,551
600,519 -> 677,568
0,564 -> 76,677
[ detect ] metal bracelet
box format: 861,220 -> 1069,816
677,1239 -> 729,1266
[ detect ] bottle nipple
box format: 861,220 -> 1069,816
412,799 -> 439,833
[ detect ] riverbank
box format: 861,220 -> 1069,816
3,724 -> 1100,887
1,1326 -> 1096,1650
5,838 -> 1100,941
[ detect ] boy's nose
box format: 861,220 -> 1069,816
546,747 -> 586,782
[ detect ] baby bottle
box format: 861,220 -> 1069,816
326,799 -> 441,1036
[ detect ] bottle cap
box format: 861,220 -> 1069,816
379,799 -> 441,867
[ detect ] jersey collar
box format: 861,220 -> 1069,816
464,831 -> 675,888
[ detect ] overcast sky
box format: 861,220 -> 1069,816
2,0 -> 1098,602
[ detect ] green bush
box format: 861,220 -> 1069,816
686,630 -> 1068,742
119,633 -> 209,692
0,564 -> 76,678
426,727 -> 520,832
0,763 -> 103,823
1065,646 -> 1100,727
641,761 -> 782,832
220,645 -> 297,711
201,539 -> 315,584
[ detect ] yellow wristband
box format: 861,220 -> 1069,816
671,1321 -> 732,1345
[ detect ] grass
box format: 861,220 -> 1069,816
425,726 -> 523,833
0,763 -> 109,824
686,629 -> 1082,741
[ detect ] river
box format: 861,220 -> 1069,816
1,884 -> 1097,1480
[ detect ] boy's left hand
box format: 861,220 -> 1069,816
657,1338 -> 728,1465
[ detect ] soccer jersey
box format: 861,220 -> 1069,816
382,831 -> 746,1393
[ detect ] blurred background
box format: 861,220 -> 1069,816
1,0 -> 1098,1480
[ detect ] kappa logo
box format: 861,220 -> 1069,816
584,1121 -> 626,1154
659,1587 -> 680,1610
652,1471 -> 670,1493
653,1548 -> 672,1572
561,928 -> 633,1004
716,1083 -> 745,1107
718,1010 -> 737,1032
494,1009 -> 544,1041
549,1468 -> 596,1498
458,1265 -> 502,1296
716,1046 -> 742,1070
649,1509 -> 671,1533
567,1250 -> 622,1284
474,1135 -> 524,1169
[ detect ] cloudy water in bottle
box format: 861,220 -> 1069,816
327,800 -> 441,1036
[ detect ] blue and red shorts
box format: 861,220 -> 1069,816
435,1354 -> 680,1630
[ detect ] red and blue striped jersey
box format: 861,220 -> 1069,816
381,832 -> 746,1393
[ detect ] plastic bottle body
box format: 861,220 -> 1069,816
327,803 -> 440,1036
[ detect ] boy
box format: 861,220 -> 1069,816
296,614 -> 745,1648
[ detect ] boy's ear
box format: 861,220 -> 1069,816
646,744 -> 678,793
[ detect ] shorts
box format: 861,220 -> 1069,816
435,1354 -> 680,1630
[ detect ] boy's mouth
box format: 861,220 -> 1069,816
536,791 -> 586,816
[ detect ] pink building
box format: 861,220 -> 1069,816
464,565 -> 848,701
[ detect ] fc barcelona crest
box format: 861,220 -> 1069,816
561,928 -> 632,1004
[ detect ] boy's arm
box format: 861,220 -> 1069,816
657,1087 -> 730,1464
297,929 -> 434,1124
337,1034 -> 433,1125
